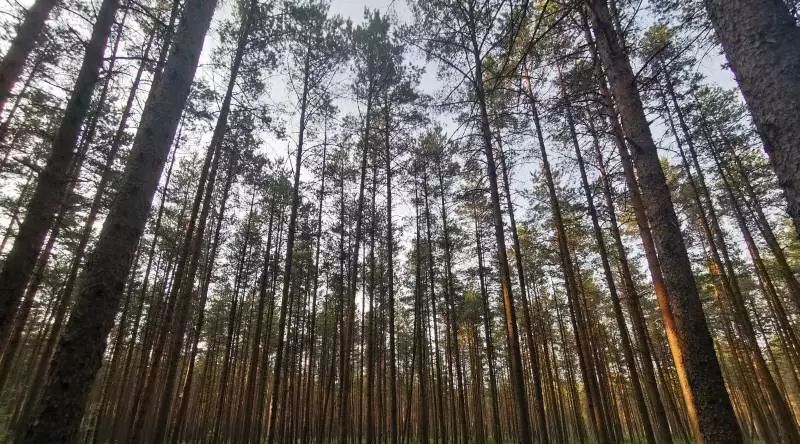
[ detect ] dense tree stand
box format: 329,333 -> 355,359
0,0 -> 798,442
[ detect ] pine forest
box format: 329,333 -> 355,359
1,0 -> 800,442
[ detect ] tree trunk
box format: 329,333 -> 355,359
384,99 -> 399,444
524,82 -> 606,443
0,0 -> 58,114
0,0 -> 120,354
413,179 -> 431,444
495,134 -> 548,443
267,48 -> 312,444
171,149 -> 238,443
18,0 -> 217,440
589,119 -> 672,444
563,85 -> 657,444
587,0 -> 741,441
472,205 -> 502,444
467,2 -> 532,441
337,80 -> 373,444
703,0 -> 800,235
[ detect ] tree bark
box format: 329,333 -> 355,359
703,0 -> 800,235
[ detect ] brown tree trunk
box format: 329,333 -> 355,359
524,84 -> 606,443
495,134 -> 548,443
0,48 -> 46,166
715,125 -> 800,311
472,204 -> 503,444
171,149 -> 239,443
337,81 -> 373,444
563,86 -> 657,444
148,5 -> 254,440
587,1 -> 741,441
466,2 -> 532,440
301,128 -> 327,443
589,119 -> 672,444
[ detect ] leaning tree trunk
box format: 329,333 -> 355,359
703,0 -> 800,236
586,0 -> 741,442
0,0 -> 120,354
0,0 -> 59,114
18,0 -> 217,441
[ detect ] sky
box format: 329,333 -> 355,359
0,0 -> 746,261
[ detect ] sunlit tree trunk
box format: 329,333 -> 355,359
587,1 -> 741,441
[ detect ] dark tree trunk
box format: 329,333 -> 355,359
703,0 -> 800,235
0,0 -> 120,353
18,0 -> 217,440
0,0 -> 58,114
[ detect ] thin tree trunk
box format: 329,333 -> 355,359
472,205 -> 502,444
267,48 -> 312,444
467,3 -> 532,440
495,134 -> 548,443
562,85 -> 657,444
384,98 -> 399,444
413,178 -> 431,444
337,81 -> 373,444
589,119 -> 672,444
